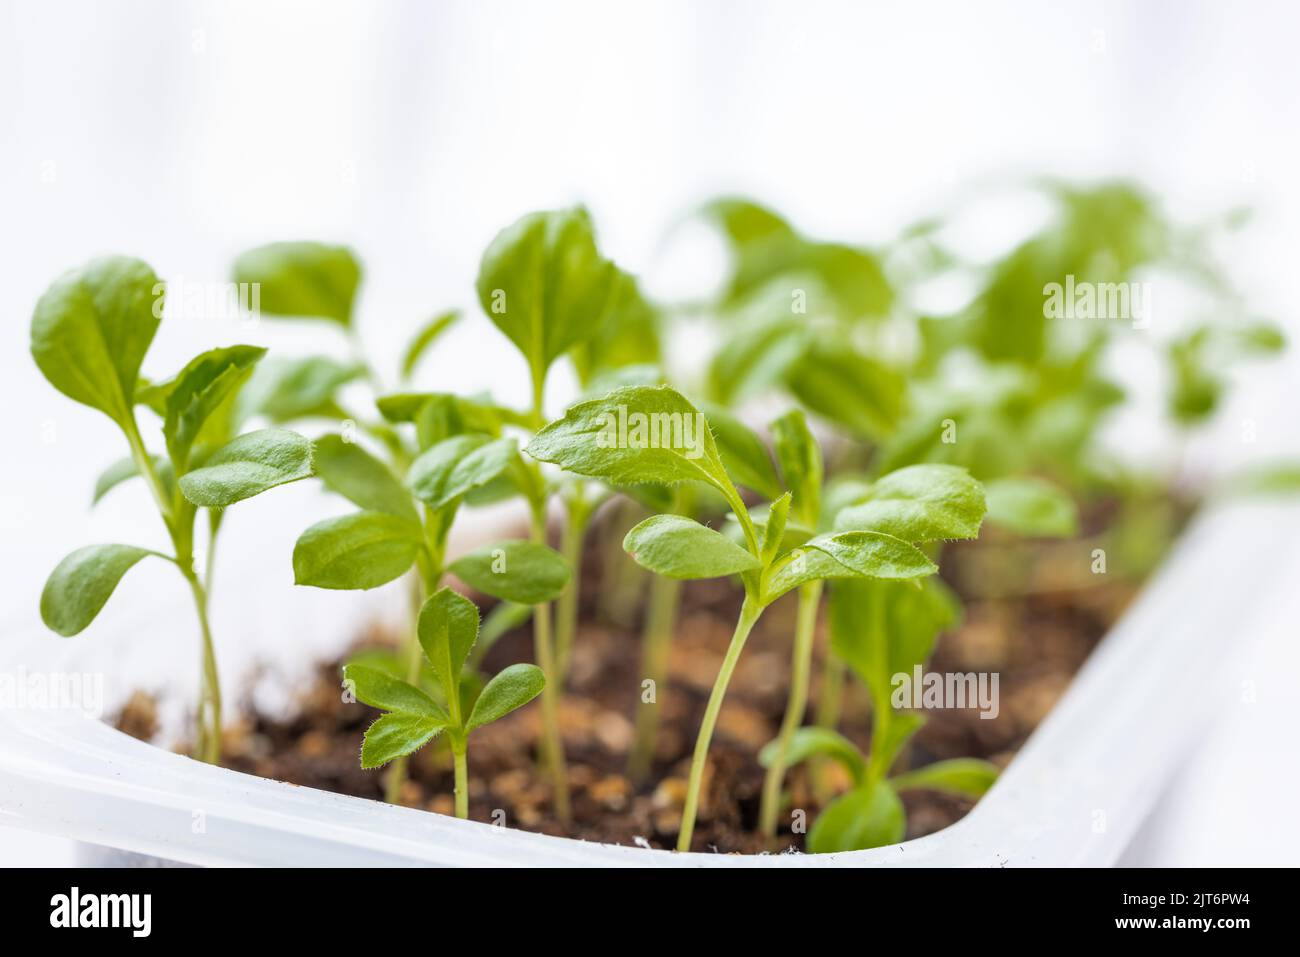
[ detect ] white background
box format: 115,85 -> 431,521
2,0 -> 1298,866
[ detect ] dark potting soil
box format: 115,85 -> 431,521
117,503 -> 1146,855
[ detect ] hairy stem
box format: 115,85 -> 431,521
452,746 -> 469,819
677,595 -> 762,852
758,580 -> 823,837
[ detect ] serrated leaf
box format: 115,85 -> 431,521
161,345 -> 266,469
984,476 -> 1078,538
293,510 -> 421,589
759,727 -> 866,786
476,207 -> 618,381
400,309 -> 461,380
342,664 -> 447,720
466,663 -> 545,731
526,386 -> 736,502
807,783 -> 905,853
232,241 -> 361,327
891,758 -> 999,798
360,712 -> 446,768
770,408 -> 822,526
449,541 -> 570,604
40,544 -> 160,636
30,256 -> 161,426
699,402 -> 782,498
178,428 -> 314,506
835,464 -> 985,542
408,434 -> 517,511
623,515 -> 761,580
313,434 -> 417,522
418,587 -> 480,698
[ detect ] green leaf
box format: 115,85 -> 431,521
760,493 -> 792,565
984,476 -> 1078,537
466,663 -> 546,731
232,241 -> 361,327
30,256 -> 162,426
400,309 -> 460,380
759,727 -> 866,786
770,408 -> 822,527
178,428 -> 314,506
706,317 -> 808,406
449,541 -> 571,604
869,711 -> 927,780
807,783 -> 905,853
1221,461 -> 1300,497
313,434 -> 417,522
830,578 -> 959,717
241,355 -> 365,424
624,515 -> 761,580
476,207 -> 618,381
699,402 -> 782,498
407,434 -> 518,511
40,544 -> 159,636
161,345 -> 266,469
293,511 -> 421,589
835,465 -> 985,542
763,535 -> 935,605
891,758 -> 999,798
417,587 -> 480,698
784,341 -> 904,441
526,386 -> 737,502
91,455 -> 174,506
569,271 -> 663,387
342,664 -> 447,720
360,712 -> 446,768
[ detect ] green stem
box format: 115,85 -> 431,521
183,571 -> 221,765
529,499 -> 571,823
677,595 -> 762,852
453,745 -> 469,819
554,491 -> 590,685
758,580 -> 823,838
628,569 -> 681,782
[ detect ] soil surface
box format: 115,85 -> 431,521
119,502 -> 1146,854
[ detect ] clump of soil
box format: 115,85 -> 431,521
125,504 -> 1144,854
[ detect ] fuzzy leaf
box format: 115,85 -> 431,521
40,544 -> 159,636
466,663 -> 546,731
891,758 -> 999,798
400,309 -> 460,380
623,515 -> 761,580
293,511 -> 421,589
984,476 -> 1078,537
161,345 -> 266,469
232,241 -> 361,327
476,208 -> 618,380
360,712 -> 445,768
408,434 -> 518,511
342,664 -> 447,720
418,587 -> 481,697
759,727 -> 866,786
30,256 -> 161,426
179,428 -> 314,506
527,386 -> 736,500
313,434 -> 417,522
449,541 -> 570,604
835,464 -> 985,542
808,783 -> 905,853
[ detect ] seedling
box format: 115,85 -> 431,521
527,384 -> 987,850
31,256 -> 314,763
343,587 -> 545,817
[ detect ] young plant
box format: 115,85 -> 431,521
31,256 -> 314,763
343,587 -> 545,817
527,384 -> 986,850
472,205 -> 625,821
